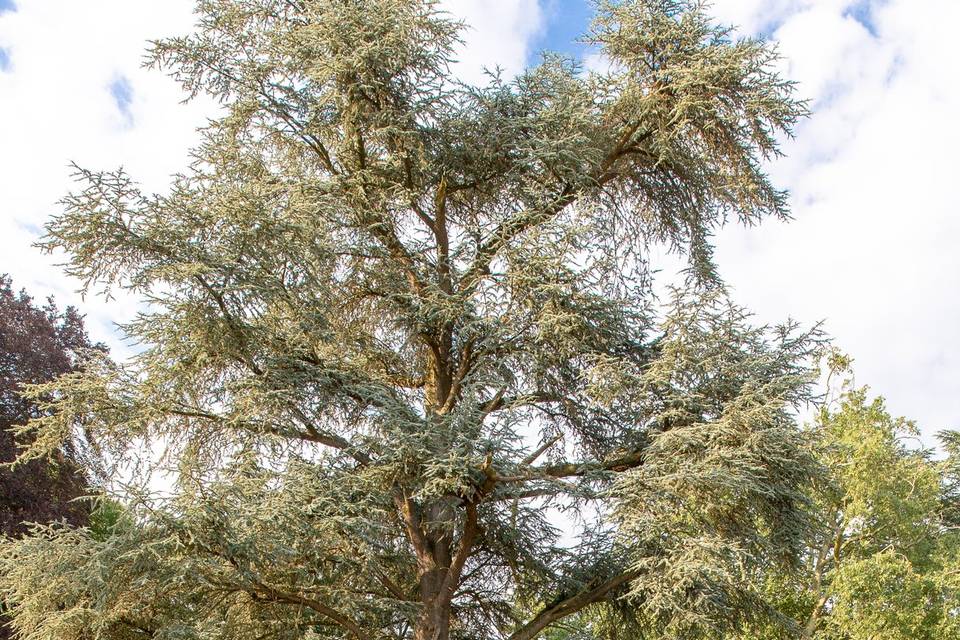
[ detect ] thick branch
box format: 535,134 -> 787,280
252,581 -> 368,640
394,490 -> 434,570
434,176 -> 452,295
507,571 -> 637,640
458,185 -> 575,294
439,501 -> 479,602
534,448 -> 645,479
439,338 -> 475,415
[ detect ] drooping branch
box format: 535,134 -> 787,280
250,581 -> 369,640
167,406 -> 357,455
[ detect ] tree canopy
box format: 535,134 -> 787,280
0,1 -> 822,639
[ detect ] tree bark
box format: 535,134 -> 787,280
414,581 -> 451,640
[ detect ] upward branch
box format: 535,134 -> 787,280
508,571 -> 638,640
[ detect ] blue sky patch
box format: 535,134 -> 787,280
533,0 -> 595,62
109,74 -> 134,124
845,0 -> 879,37
0,47 -> 10,72
0,0 -> 15,14
755,16 -> 789,41
17,220 -> 40,236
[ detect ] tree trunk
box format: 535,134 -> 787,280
414,567 -> 451,640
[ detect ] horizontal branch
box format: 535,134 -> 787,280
167,406 -> 371,466
534,448 -> 645,479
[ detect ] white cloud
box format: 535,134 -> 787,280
708,0 -> 960,438
0,0 -> 212,357
439,0 -> 544,84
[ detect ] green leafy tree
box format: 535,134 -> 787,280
737,381 -> 960,640
0,1 -> 819,639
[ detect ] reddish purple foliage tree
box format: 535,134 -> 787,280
0,274 -> 101,537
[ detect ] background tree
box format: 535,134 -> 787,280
0,1 -> 819,639
0,275 -> 104,640
0,275 -> 98,535
735,376 -> 960,640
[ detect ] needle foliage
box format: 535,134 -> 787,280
1,1 -> 820,638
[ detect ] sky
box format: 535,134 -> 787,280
0,0 -> 957,442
